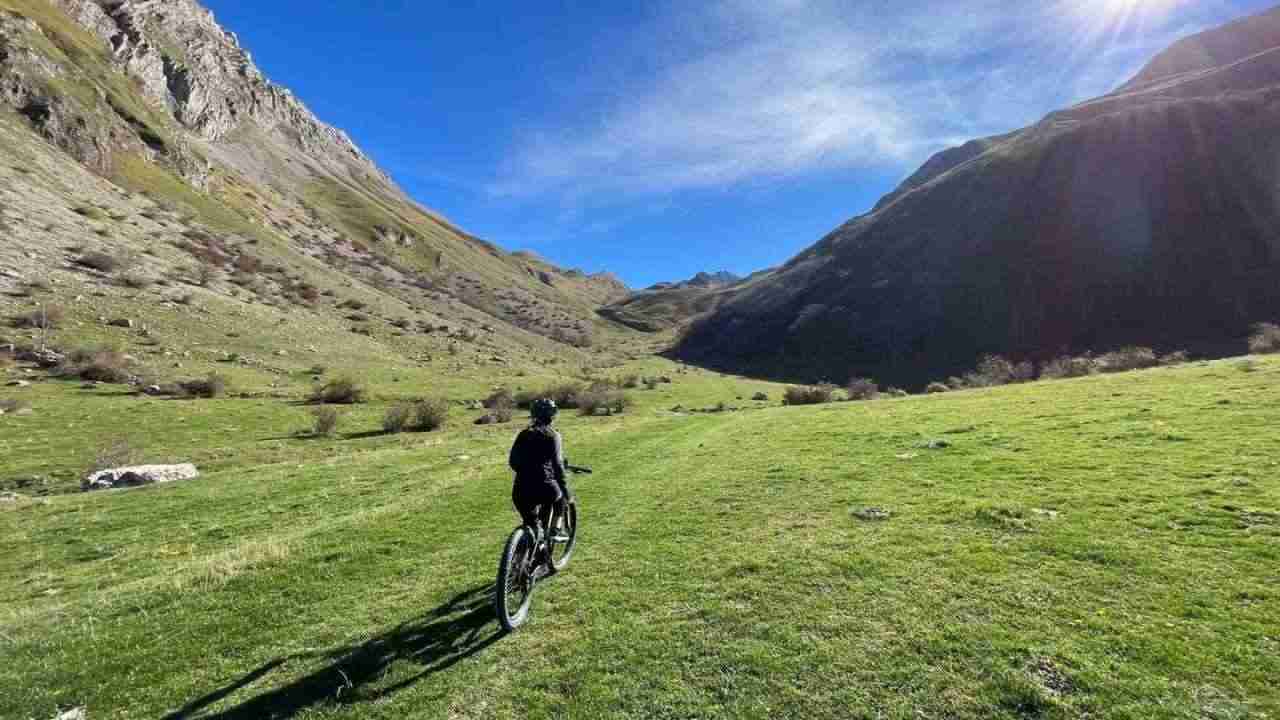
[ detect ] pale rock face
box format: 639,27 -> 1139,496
12,0 -> 390,189
83,463 -> 200,491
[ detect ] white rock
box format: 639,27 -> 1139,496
83,464 -> 199,492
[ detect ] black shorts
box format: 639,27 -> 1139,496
512,480 -> 563,512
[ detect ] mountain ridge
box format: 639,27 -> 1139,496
0,0 -> 638,379
674,6 -> 1280,387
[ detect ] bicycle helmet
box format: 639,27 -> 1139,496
531,398 -> 558,424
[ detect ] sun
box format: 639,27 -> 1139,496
1063,0 -> 1186,25
1055,0 -> 1188,44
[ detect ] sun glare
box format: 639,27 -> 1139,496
1064,0 -> 1186,26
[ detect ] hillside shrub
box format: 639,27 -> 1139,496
310,407 -> 341,437
1249,322 -> 1280,354
514,383 -> 588,410
310,377 -> 367,404
578,389 -> 630,416
1099,347 -> 1159,373
846,378 -> 880,401
177,373 -> 229,399
1160,350 -> 1190,366
783,384 -> 837,406
547,383 -> 586,409
120,271 -> 155,289
74,251 -> 121,273
55,348 -> 134,384
752,392 -> 769,401
21,278 -> 51,295
1040,355 -> 1098,379
484,388 -> 515,410
383,398 -> 449,433
926,382 -> 950,394
10,305 -> 64,329
619,374 -> 641,389
961,355 -> 1035,388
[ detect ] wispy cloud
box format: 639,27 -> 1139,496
491,0 -> 1224,200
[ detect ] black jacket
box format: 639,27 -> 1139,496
509,424 -> 565,497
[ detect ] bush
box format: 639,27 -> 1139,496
311,377 -> 367,404
846,377 -> 880,401
1249,322 -> 1280,354
384,398 -> 449,433
310,406 -> 341,437
21,278 -> 51,295
546,383 -> 586,409
513,389 -> 539,409
55,348 -> 134,384
120,272 -> 155,289
178,373 -> 229,399
73,249 -> 120,271
1160,350 -> 1190,366
476,406 -> 515,425
960,355 -> 1034,388
1099,347 -> 1159,373
382,403 -> 413,433
1040,355 -> 1098,379
926,382 -> 950,394
578,389 -> 630,416
10,305 -> 64,329
619,374 -> 641,389
484,388 -> 515,410
752,392 -> 769,401
413,400 -> 449,431
783,384 -> 837,406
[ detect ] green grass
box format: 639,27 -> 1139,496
2,357 -> 1277,719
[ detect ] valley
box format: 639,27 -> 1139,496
2,1 -> 1279,718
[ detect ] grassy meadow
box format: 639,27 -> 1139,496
1,356 -> 1278,719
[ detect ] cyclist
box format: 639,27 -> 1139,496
508,398 -> 569,567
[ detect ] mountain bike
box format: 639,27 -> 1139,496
494,464 -> 592,632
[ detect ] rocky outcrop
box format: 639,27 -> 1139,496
677,7 -> 1280,388
82,463 -> 200,491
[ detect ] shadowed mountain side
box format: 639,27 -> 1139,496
675,8 -> 1280,389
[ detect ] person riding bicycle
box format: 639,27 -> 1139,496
508,398 -> 570,565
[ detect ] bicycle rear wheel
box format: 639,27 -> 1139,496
495,526 -> 536,631
549,501 -> 578,571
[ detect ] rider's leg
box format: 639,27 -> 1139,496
549,497 -> 570,542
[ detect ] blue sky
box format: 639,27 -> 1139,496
202,0 -> 1274,288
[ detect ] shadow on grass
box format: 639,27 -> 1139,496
165,584 -> 501,719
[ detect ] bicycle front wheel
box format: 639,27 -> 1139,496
495,526 -> 536,632
549,501 -> 578,571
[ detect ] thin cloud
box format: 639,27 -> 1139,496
491,0 -> 1226,200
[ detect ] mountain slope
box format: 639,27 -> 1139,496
676,7 -> 1280,388
0,0 -> 633,378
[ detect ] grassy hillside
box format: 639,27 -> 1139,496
0,0 -> 637,380
2,355 -> 1277,719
